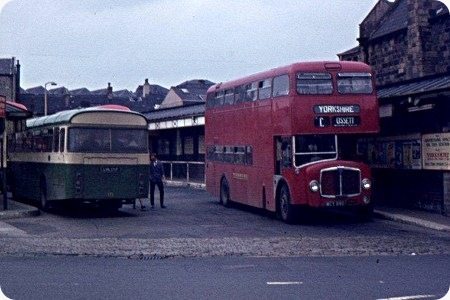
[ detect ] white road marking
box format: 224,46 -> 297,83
267,281 -> 303,285
376,294 -> 435,300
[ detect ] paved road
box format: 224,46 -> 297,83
0,186 -> 449,258
1,254 -> 449,300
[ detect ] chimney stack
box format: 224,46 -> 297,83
15,59 -> 20,102
143,78 -> 150,98
106,82 -> 113,103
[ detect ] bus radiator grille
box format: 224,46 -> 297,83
320,167 -> 361,198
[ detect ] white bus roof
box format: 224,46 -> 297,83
26,106 -> 147,128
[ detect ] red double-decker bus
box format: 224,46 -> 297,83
205,61 -> 379,222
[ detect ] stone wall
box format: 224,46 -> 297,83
344,0 -> 450,86
368,31 -> 409,86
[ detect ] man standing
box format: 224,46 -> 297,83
149,153 -> 166,208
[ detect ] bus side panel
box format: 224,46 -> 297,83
45,164 -> 79,201
205,161 -> 217,197
9,162 -> 41,201
282,169 -> 309,206
245,100 -> 274,209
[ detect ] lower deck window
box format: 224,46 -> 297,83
294,135 -> 337,166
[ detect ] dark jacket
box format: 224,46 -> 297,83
150,160 -> 164,182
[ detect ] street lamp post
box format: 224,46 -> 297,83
44,81 -> 57,115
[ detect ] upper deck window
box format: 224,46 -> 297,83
337,72 -> 373,94
246,82 -> 258,101
258,79 -> 272,100
224,89 -> 234,105
296,73 -> 333,95
215,90 -> 224,106
234,85 -> 246,104
273,74 -> 289,97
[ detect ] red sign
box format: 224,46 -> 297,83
0,96 -> 5,118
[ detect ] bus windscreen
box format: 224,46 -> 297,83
68,128 -> 147,153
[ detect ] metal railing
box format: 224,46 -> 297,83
162,160 -> 205,187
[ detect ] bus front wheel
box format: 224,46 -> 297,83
278,184 -> 295,223
220,178 -> 231,207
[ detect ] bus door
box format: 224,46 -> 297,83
229,146 -> 248,205
273,137 -> 292,209
206,144 -> 219,197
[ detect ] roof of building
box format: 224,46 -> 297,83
337,46 -> 360,57
370,0 -> 408,40
26,86 -> 47,94
143,103 -> 205,122
135,84 -> 169,96
170,79 -> 215,105
70,88 -> 91,96
377,73 -> 450,99
114,89 -> 135,98
48,87 -> 70,95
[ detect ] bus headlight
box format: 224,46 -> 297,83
362,178 -> 371,190
309,180 -> 320,193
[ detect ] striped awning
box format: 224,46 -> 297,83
6,101 -> 32,119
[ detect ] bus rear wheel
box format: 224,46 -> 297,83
220,178 -> 231,207
278,184 -> 295,223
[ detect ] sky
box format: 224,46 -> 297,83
0,0 -> 381,91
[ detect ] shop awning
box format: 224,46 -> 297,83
6,101 -> 32,119
377,74 -> 450,99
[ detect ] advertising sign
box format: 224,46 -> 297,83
422,133 -> 450,170
357,134 -> 421,169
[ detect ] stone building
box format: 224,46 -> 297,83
339,0 -> 450,214
0,57 -> 20,102
144,80 -> 214,185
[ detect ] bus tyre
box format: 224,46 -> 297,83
278,184 -> 295,223
220,178 -> 231,207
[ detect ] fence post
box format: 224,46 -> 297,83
186,162 -> 190,182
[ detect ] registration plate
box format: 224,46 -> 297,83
100,166 -> 119,173
325,200 -> 347,207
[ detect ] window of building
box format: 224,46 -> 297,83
198,135 -> 205,154
184,136 -> 194,155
